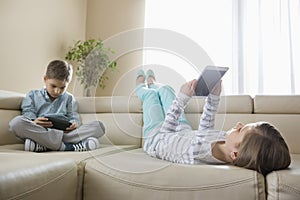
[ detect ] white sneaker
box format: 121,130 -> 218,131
24,139 -> 47,152
83,137 -> 100,151
71,142 -> 87,152
64,137 -> 100,152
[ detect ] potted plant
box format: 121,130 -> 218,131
65,38 -> 117,96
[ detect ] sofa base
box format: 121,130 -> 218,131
83,148 -> 266,200
0,153 -> 78,200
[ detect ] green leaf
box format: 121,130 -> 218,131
65,38 -> 118,90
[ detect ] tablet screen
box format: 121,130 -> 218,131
194,66 -> 229,96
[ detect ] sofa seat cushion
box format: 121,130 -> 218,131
0,153 -> 77,200
0,145 -> 139,200
83,148 -> 266,200
266,154 -> 300,200
0,144 -> 138,159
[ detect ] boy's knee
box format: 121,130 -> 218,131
9,116 -> 30,139
98,121 -> 105,134
90,121 -> 105,138
9,116 -> 24,131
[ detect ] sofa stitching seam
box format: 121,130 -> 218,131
6,162 -> 77,200
279,183 -> 300,196
87,167 -> 256,191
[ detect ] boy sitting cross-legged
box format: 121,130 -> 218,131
9,60 -> 105,152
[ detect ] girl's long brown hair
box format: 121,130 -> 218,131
233,122 -> 291,176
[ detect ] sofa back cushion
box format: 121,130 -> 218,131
186,95 -> 254,131
254,95 -> 300,154
0,91 -> 24,145
0,93 -> 144,147
77,96 -> 143,146
1,91 -> 300,154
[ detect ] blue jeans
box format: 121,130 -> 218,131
135,83 -> 190,138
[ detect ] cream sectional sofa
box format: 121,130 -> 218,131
0,90 -> 300,200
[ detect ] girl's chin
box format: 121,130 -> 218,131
225,131 -> 232,136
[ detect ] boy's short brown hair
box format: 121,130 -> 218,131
45,60 -> 73,82
233,122 -> 291,176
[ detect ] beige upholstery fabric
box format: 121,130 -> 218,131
0,91 -> 299,200
254,95 -> 300,114
0,91 -> 24,145
84,149 -> 266,200
81,113 -> 142,146
0,90 -> 24,109
76,96 -> 142,113
0,145 -> 138,200
266,154 -> 300,200
0,153 -> 78,200
186,95 -> 253,113
0,109 -> 22,145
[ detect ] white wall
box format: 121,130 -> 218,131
0,0 -> 87,93
85,0 -> 145,96
0,0 -> 145,96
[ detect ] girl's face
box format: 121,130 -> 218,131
44,76 -> 68,101
225,122 -> 257,154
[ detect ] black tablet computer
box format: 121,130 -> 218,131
45,116 -> 72,131
194,66 -> 229,96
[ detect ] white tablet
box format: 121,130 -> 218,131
194,66 -> 229,96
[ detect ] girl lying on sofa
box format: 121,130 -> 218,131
135,69 -> 291,176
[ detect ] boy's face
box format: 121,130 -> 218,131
44,76 -> 68,100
